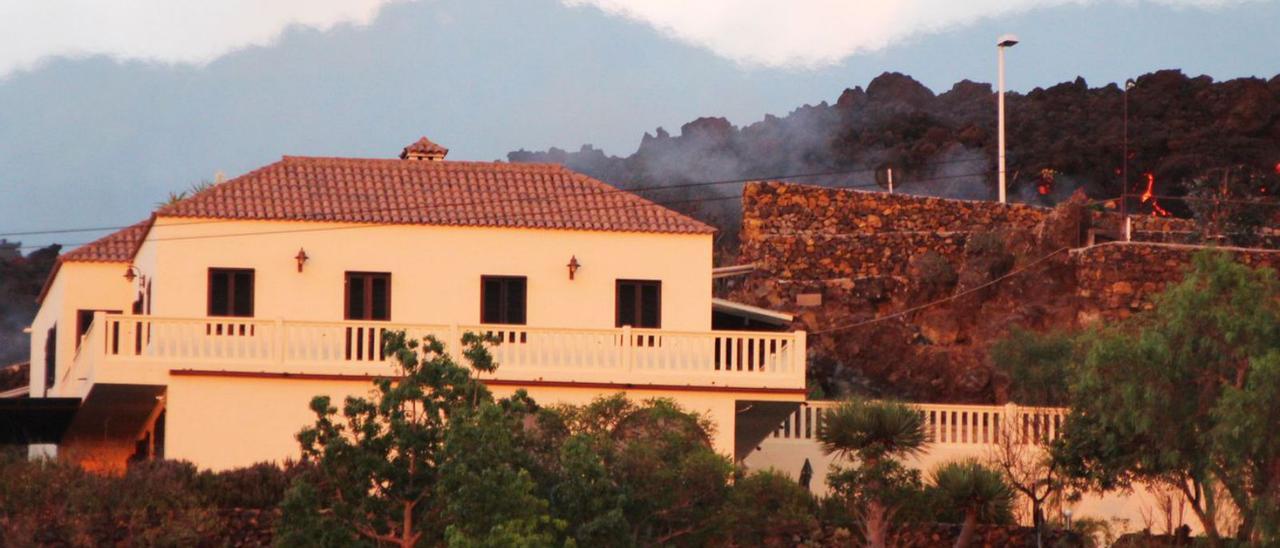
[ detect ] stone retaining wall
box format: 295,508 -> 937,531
741,182 -> 1049,282
1074,241 -> 1280,319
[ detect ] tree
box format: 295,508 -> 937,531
438,393 -> 564,547
532,394 -> 734,546
986,418 -> 1062,548
817,398 -> 928,548
277,330 -> 559,547
929,459 -> 1013,548
1053,251 -> 1280,544
989,327 -> 1076,407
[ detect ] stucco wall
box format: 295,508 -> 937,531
141,219 -> 713,332
28,262 -> 137,396
165,373 -> 763,470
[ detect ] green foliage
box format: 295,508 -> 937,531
275,480 -> 368,548
279,334 -> 736,547
532,394 -> 734,547
157,178 -> 216,207
439,394 -> 565,546
195,460 -> 301,509
817,398 -> 927,463
1053,250 -> 1280,543
818,398 -> 929,547
1210,349 -> 1280,540
279,330 -> 558,547
826,458 -> 928,520
928,459 -> 1014,524
989,327 -> 1076,406
715,470 -> 819,546
0,455 -> 217,546
1056,516 -> 1114,548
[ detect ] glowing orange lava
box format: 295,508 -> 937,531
1140,172 -> 1171,217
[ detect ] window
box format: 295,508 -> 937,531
44,325 -> 56,392
345,272 -> 391,321
76,309 -> 121,349
616,280 -> 661,328
481,276 -> 527,325
208,268 -> 254,317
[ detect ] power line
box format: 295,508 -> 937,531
811,247 -> 1070,335
0,157 -> 990,239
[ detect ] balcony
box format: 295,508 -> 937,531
55,314 -> 807,399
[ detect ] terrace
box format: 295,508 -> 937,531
54,312 -> 807,399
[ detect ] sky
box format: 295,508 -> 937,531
1,0 -> 1277,249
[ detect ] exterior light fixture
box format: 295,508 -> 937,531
123,265 -> 143,283
295,248 -> 309,272
566,255 -> 581,280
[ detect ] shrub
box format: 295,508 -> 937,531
912,251 -> 957,296
196,461 -> 301,509
716,470 -> 818,546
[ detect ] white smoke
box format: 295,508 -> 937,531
562,0 -> 1258,68
0,0 -> 411,78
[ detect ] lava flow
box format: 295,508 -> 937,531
1139,172 -> 1171,217
1038,168 -> 1056,196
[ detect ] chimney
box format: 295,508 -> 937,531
400,137 -> 449,161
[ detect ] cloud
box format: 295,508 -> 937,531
0,0 -> 409,77
562,0 -> 1253,68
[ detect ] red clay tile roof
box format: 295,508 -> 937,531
400,137 -> 448,159
155,156 -> 715,234
61,219 -> 152,263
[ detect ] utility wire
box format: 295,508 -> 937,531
811,247 -> 1071,335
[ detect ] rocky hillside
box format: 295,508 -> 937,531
510,70 -> 1280,251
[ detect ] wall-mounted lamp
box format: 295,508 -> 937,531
566,255 -> 581,280
295,248 -> 309,272
123,265 -> 144,284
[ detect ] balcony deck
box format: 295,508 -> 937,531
55,314 -> 807,398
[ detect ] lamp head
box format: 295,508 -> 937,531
997,34 -> 1020,48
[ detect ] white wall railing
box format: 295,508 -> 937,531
62,313 -> 806,395
771,401 -> 1068,447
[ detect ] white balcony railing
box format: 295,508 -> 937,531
58,313 -> 807,398
771,401 -> 1069,447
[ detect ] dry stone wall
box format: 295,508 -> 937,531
1074,241 -> 1280,319
734,181 -> 1279,402
741,182 -> 1050,282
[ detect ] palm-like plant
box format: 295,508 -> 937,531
930,459 -> 1013,548
817,399 -> 928,548
818,399 -> 928,465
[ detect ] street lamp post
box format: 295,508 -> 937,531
997,34 -> 1019,204
1122,78 -> 1136,221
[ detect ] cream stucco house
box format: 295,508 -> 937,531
25,138 -> 806,471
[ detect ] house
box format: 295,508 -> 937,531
24,138 -> 806,471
